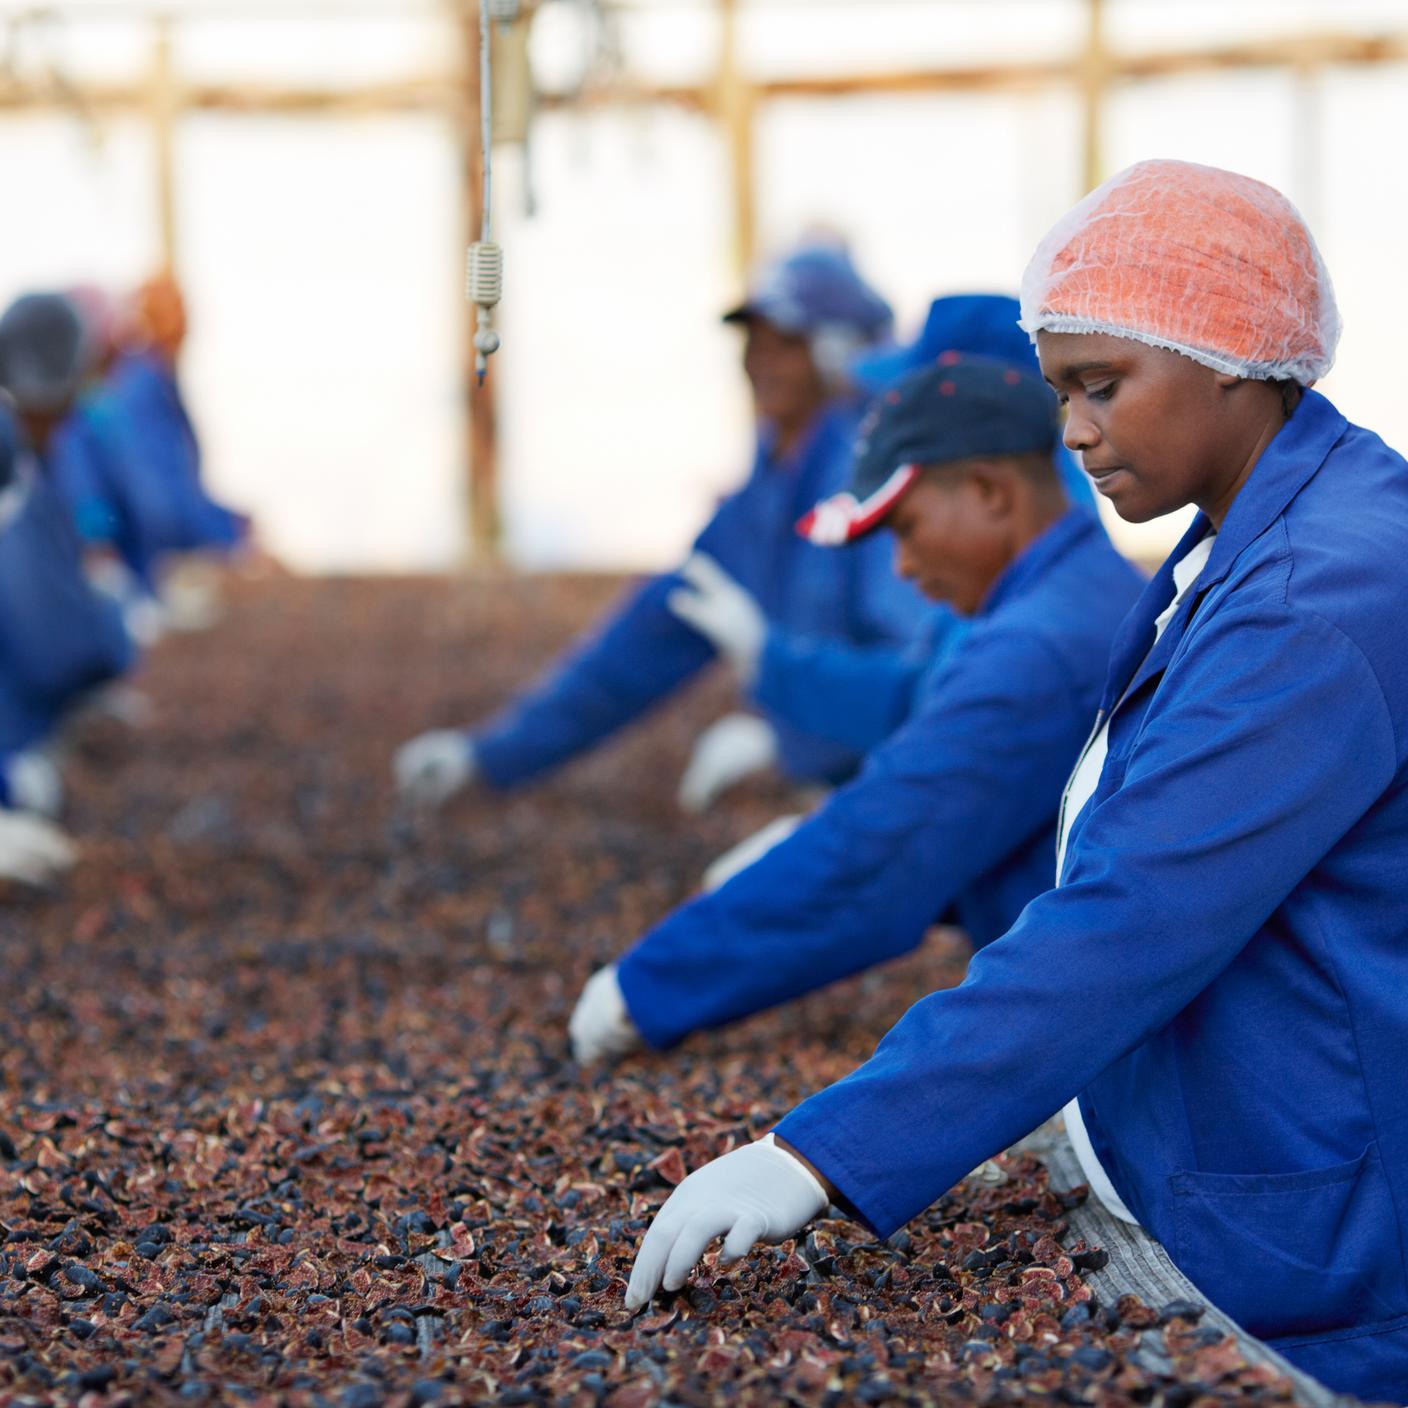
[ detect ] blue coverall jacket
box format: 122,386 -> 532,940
616,510 -> 1144,1048
0,457 -> 135,755
51,391 -> 194,590
472,403 -> 935,788
777,390 -> 1408,1400
107,352 -> 246,553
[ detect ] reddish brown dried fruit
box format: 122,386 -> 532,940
0,579 -> 1305,1408
647,1148 -> 687,1186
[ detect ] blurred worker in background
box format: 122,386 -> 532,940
114,274 -> 250,557
0,293 -> 136,859
106,274 -> 252,627
49,284 -> 183,643
48,275 -> 252,642
569,355 -> 1142,1063
665,293 -> 1101,838
395,242 -> 937,811
621,160 -> 1408,1402
0,400 -> 76,887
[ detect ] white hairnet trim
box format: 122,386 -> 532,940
1019,314 -> 1304,383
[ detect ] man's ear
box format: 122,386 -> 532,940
1213,372 -> 1243,390
965,460 -> 1017,519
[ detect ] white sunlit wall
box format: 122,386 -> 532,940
0,0 -> 1405,572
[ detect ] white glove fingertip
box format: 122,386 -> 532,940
662,1210 -> 732,1292
626,1226 -> 675,1309
720,1211 -> 767,1263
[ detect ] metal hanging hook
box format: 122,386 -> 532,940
467,0 -> 511,384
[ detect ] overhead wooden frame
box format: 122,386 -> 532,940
0,1 -> 1403,563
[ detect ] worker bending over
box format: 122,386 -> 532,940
570,355 -> 1141,1062
623,161 -> 1408,1403
394,243 -> 935,811
0,295 -> 136,840
107,274 -> 250,568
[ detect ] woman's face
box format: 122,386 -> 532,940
1037,331 -> 1263,524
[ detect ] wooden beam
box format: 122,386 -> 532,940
457,0 -> 501,567
716,0 -> 756,281
0,28 -> 1403,121
148,16 -> 178,269
1078,0 -> 1106,194
0,76 -> 462,116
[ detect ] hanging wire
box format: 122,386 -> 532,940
466,0 -> 509,384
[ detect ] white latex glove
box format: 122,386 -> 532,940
3,750 -> 63,819
625,1135 -> 829,1309
677,714 -> 779,814
701,813 -> 804,892
124,595 -> 169,648
667,553 -> 766,684
0,810 -> 78,886
569,964 -> 644,1065
394,729 -> 478,808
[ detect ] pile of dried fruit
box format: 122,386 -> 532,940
0,576 -> 1307,1405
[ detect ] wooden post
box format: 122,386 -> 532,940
457,0 -> 501,567
1078,0 -> 1107,195
149,15 -> 178,269
717,0 -> 756,281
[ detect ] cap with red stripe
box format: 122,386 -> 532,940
797,351 -> 1060,545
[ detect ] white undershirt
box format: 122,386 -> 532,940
1055,532 -> 1216,1225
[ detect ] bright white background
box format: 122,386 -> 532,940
1,0 -> 1406,571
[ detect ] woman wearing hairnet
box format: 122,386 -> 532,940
620,161 -> 1408,1400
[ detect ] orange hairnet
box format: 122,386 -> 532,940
1020,160 -> 1339,386
126,272 -> 188,362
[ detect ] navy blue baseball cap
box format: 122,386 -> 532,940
797,352 -> 1061,545
849,293 -> 1035,395
723,243 -> 893,343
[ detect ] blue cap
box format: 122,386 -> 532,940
0,293 -> 88,416
798,352 -> 1060,545
849,293 -> 1034,396
723,244 -> 892,343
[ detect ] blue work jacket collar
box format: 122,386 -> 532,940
1098,389 -> 1348,714
979,507 -> 1099,619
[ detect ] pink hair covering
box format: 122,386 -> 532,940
65,284 -> 120,362
1019,159 -> 1340,386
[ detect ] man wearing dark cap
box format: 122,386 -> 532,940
663,295 -> 1101,813
570,354 -> 1143,1063
393,242 -> 935,813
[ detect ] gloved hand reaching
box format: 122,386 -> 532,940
0,809 -> 77,886
667,553 -> 766,684
677,713 -> 779,814
394,729 -> 478,807
3,750 -> 63,819
701,812 -> 805,892
569,964 -> 644,1065
625,1135 -> 830,1309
